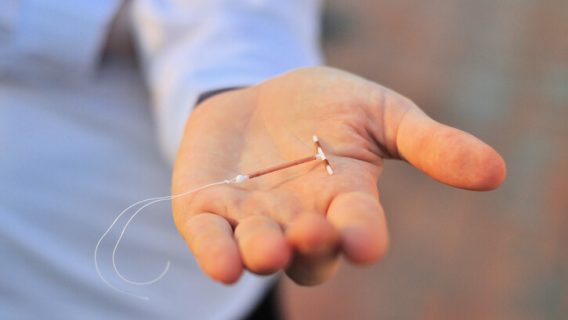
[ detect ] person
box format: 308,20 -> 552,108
0,0 -> 506,319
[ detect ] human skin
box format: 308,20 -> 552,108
172,67 -> 506,285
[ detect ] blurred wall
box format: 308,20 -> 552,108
282,0 -> 568,319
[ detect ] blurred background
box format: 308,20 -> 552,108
281,0 -> 568,319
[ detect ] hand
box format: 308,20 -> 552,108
172,67 -> 506,285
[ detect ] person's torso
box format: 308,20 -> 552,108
0,1 -> 271,319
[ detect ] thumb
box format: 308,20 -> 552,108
394,105 -> 506,191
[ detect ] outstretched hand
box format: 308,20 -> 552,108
172,67 -> 506,285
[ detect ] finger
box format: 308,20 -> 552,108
287,213 -> 340,255
235,215 -> 291,275
173,185 -> 246,227
285,213 -> 341,285
327,192 -> 389,265
183,213 -> 243,284
392,104 -> 506,190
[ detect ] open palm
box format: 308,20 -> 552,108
172,67 -> 506,285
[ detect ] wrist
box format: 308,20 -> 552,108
195,87 -> 245,107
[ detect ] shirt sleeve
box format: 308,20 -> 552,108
131,0 -> 323,162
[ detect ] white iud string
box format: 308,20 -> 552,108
94,135 -> 333,300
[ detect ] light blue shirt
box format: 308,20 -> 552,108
0,0 -> 321,318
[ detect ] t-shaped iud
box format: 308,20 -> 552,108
229,135 -> 334,184
96,135 -> 334,300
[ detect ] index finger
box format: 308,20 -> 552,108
326,191 -> 389,265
